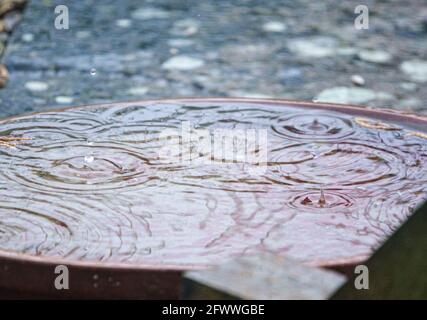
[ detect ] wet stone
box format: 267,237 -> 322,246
287,37 -> 339,58
316,87 -> 394,104
127,86 -> 149,96
162,55 -> 205,70
351,74 -> 366,87
399,82 -> 418,92
131,7 -> 170,20
262,21 -> 286,33
21,33 -> 34,43
167,38 -> 195,48
278,68 -> 304,86
170,19 -> 199,36
115,19 -> 132,28
0,0 -> 425,118
357,50 -> 393,64
54,96 -> 74,104
400,60 -> 427,82
24,81 -> 48,92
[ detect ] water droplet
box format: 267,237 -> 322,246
90,68 -> 97,76
318,189 -> 326,207
301,197 -> 313,205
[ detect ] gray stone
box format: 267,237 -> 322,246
400,60 -> 427,82
76,31 -> 90,39
278,68 -> 304,85
351,74 -> 366,86
162,55 -> 205,71
131,8 -> 170,20
21,33 -> 34,43
167,39 -> 195,48
357,50 -> 392,64
25,81 -> 49,92
115,19 -> 132,28
54,96 -> 74,104
220,43 -> 273,62
127,86 -> 149,96
398,98 -> 422,111
170,19 -> 199,36
229,91 -> 273,99
399,82 -> 418,92
0,0 -> 426,120
262,21 -> 286,33
288,37 -> 339,58
336,47 -> 358,56
316,87 -> 394,104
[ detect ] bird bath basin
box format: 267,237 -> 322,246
0,98 -> 426,298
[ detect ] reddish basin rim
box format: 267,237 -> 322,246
0,98 -> 426,273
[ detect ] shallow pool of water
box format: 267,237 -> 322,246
0,101 -> 426,268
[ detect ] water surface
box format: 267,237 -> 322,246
0,102 -> 426,267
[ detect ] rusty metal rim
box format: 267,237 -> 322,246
1,97 -> 427,126
1,97 -> 427,273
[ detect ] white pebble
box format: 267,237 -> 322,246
25,81 -> 49,92
358,50 -> 392,64
55,96 -> 74,104
316,87 -> 393,104
127,86 -> 149,96
262,21 -> 286,33
351,74 -> 365,86
162,55 -> 205,71
132,8 -> 170,20
22,33 -> 34,42
400,60 -> 427,82
116,19 -> 132,28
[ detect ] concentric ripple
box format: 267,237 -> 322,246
364,185 -> 427,234
1,143 -> 160,193
287,190 -> 355,210
267,142 -> 407,188
0,102 -> 426,268
272,114 -> 355,141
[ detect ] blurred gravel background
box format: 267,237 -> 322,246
0,0 -> 426,119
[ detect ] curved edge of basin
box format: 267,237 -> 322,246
1,98 -> 426,298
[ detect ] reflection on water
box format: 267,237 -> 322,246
0,102 -> 426,267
